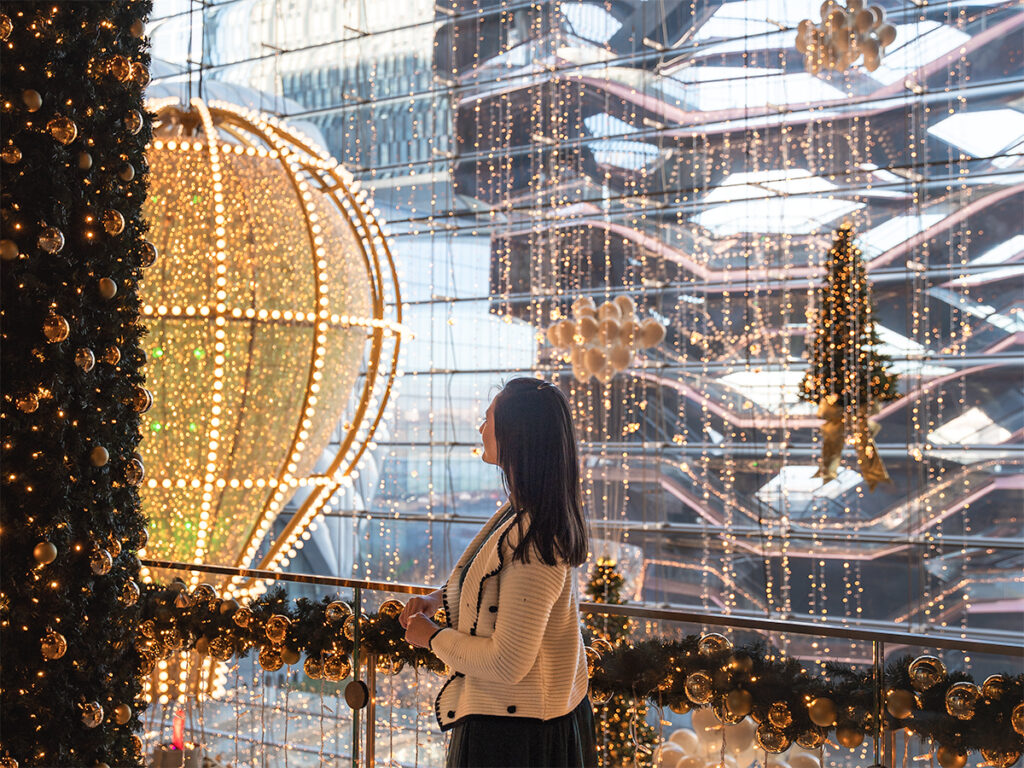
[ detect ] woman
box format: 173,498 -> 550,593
401,377 -> 597,768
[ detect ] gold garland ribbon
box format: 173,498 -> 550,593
814,396 -> 891,490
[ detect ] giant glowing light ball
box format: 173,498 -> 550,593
138,98 -> 402,581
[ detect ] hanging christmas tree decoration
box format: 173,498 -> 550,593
544,294 -> 665,384
799,222 -> 900,489
795,0 -> 897,74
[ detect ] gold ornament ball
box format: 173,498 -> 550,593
0,759 -> 15,768
129,386 -> 153,413
130,19 -> 145,37
697,632 -> 732,657
81,701 -> 104,728
796,728 -> 825,750
886,688 -> 915,720
259,646 -> 283,671
266,614 -> 291,643
0,144 -> 20,164
37,226 -> 64,254
101,210 -> 125,236
728,651 -> 755,675
113,704 -> 132,725
0,13 -> 12,40
755,723 -> 791,754
304,656 -> 322,679
980,748 -> 1021,768
936,746 -> 968,768
120,580 -> 139,606
41,629 -> 67,660
125,458 -> 145,486
343,614 -> 360,641
107,55 -> 131,80
684,671 -> 714,704
130,62 -> 150,88
668,699 -> 691,715
139,240 -> 157,267
124,110 -> 143,135
322,653 -> 351,682
908,655 -> 946,691
101,345 -> 120,365
808,696 -> 838,727
233,607 -> 253,628
22,89 -> 42,112
281,646 -> 300,665
98,278 -> 118,299
378,599 -> 404,618
33,541 -> 58,565
726,688 -> 753,717
325,601 -> 351,623
981,675 -> 1008,701
209,637 -> 233,662
47,116 -> 78,145
106,535 -> 121,559
75,347 -> 96,372
945,682 -> 981,720
78,151 -> 93,170
90,446 -> 109,467
0,239 -> 18,261
118,164 -> 135,182
835,725 -> 864,749
15,393 -> 39,413
714,696 -> 746,724
1012,702 -> 1024,737
768,701 -> 793,729
43,313 -> 70,343
90,548 -> 113,575
192,583 -> 216,604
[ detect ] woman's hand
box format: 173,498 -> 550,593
404,613 -> 441,649
399,589 -> 442,629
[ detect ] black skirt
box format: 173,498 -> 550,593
446,696 -> 598,768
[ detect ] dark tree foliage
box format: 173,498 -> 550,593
1,3 -> 153,765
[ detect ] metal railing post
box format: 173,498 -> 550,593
352,585 -> 361,768
366,653 -> 376,768
873,639 -> 887,767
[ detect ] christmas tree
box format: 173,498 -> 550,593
584,558 -> 656,767
1,2 -> 153,765
799,222 -> 899,487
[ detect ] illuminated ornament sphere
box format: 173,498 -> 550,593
944,682 -> 981,720
265,614 -> 290,644
139,98 -> 401,575
885,688 -> 915,719
47,116 -> 78,145
908,655 -> 947,691
41,629 -> 67,660
378,599 -> 404,619
258,646 -> 283,671
120,579 -> 140,606
755,723 -> 790,753
767,701 -> 793,729
697,632 -> 732,657
303,656 -> 322,680
75,347 -> 95,372
684,671 -> 714,704
81,701 -> 104,728
936,746 -> 968,768
1013,702 -> 1024,737
796,728 -> 825,750
980,748 -> 1021,768
33,541 -> 58,565
322,653 -> 351,682
37,226 -> 64,254
43,313 -> 69,343
981,675 -> 1008,701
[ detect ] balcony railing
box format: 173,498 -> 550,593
140,558 -> 1024,768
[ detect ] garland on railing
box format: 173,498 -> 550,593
139,582 -> 1024,767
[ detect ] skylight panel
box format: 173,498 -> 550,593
928,407 -> 1012,446
673,70 -> 846,111
859,213 -> 946,259
560,2 -> 623,44
869,22 -> 971,86
928,109 -> 1024,158
693,197 -> 863,236
971,235 -> 1024,265
704,168 -> 836,204
589,139 -> 661,170
718,369 -> 810,411
584,112 -> 638,138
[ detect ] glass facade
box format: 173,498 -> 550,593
147,0 -> 1022,660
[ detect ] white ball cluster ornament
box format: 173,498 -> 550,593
796,0 -> 896,73
545,294 -> 666,384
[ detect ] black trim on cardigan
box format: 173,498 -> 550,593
468,512 -> 518,638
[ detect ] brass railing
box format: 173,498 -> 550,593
142,558 -> 1024,768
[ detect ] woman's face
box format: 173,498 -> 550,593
479,397 -> 498,466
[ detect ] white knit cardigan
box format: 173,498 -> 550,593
430,503 -> 589,731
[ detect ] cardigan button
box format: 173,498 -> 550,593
488,605 -> 498,613
507,705 -> 516,714
447,710 -> 455,718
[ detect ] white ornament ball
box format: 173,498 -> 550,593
723,718 -> 756,754
669,728 -> 700,755
787,755 -> 822,768
691,706 -> 721,744
653,742 -> 685,767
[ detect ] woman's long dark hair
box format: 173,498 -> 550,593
492,377 -> 588,567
